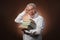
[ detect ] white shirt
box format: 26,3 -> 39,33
15,11 -> 45,35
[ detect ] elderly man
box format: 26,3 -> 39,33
15,3 -> 45,40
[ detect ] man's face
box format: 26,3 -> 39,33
25,6 -> 36,15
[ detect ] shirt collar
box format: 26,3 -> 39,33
32,12 -> 39,19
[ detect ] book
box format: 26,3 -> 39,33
21,19 -> 36,30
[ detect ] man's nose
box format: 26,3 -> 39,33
31,11 -> 33,13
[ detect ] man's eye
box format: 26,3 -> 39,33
27,10 -> 30,11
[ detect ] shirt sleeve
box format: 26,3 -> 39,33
14,11 -> 25,24
25,16 -> 45,35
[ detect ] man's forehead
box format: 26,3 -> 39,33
27,6 -> 33,10
29,6 -> 33,9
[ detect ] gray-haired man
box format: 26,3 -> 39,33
15,3 -> 45,40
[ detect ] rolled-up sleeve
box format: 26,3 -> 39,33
15,11 -> 25,24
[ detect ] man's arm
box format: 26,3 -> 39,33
24,16 -> 45,36
15,11 -> 25,24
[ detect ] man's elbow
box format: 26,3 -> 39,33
14,19 -> 23,24
34,29 -> 41,35
14,19 -> 19,23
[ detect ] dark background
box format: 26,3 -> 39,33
0,0 -> 60,40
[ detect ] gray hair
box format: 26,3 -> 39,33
26,3 -> 36,8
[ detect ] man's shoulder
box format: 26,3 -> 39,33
37,15 -> 43,19
36,12 -> 43,19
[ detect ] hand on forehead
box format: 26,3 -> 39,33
26,6 -> 34,10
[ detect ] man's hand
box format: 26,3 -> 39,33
18,25 -> 28,30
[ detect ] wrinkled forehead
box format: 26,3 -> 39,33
28,6 -> 33,9
26,5 -> 35,10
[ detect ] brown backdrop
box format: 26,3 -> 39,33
0,0 -> 60,40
